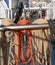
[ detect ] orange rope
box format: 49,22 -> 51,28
15,19 -> 35,65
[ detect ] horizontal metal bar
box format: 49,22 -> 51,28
24,7 -> 55,10
0,24 -> 49,31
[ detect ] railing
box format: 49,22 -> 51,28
5,8 -> 16,19
0,24 -> 49,31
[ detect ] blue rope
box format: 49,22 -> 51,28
50,40 -> 55,65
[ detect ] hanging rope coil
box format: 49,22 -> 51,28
15,19 -> 35,65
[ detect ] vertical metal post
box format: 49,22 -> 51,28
8,9 -> 10,18
39,6 -> 42,18
11,9 -> 12,19
9,0 -> 11,9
